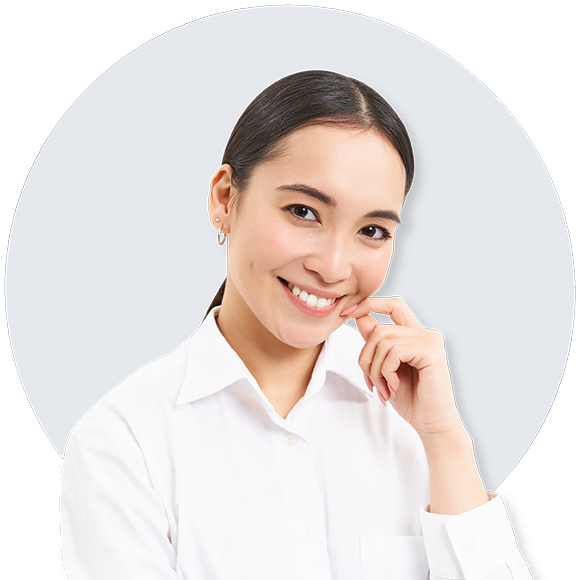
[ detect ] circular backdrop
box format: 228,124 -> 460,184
5,6 -> 573,490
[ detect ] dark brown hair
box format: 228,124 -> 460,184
222,70 -> 414,193
206,70 -> 414,317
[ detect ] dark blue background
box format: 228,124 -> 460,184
6,6 -> 574,489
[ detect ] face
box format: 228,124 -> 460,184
214,124 -> 407,350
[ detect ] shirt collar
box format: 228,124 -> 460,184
325,322 -> 374,399
175,308 -> 250,406
175,307 -> 373,406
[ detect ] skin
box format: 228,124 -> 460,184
208,124 -> 489,515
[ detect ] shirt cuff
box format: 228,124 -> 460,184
419,493 -> 522,579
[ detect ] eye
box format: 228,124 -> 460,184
286,204 -> 318,221
360,225 -> 391,240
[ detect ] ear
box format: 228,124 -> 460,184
208,164 -> 235,230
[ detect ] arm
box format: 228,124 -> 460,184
344,296 -> 532,579
61,402 -> 177,580
420,415 -> 488,516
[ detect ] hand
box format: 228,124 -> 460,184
343,297 -> 490,515
342,296 -> 462,440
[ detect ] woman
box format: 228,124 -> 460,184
61,70 -> 532,579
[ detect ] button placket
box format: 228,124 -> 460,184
269,423 -> 331,578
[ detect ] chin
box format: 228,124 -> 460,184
276,321 -> 338,350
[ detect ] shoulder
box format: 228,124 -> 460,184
107,335 -> 192,410
65,333 -> 195,454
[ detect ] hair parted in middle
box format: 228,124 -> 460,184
222,69 -> 414,203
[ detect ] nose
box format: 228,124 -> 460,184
303,233 -> 354,285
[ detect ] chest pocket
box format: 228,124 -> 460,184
360,535 -> 430,580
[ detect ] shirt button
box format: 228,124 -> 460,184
462,540 -> 476,553
284,434 -> 297,447
301,525 -> 313,539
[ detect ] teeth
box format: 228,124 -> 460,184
316,297 -> 327,308
286,282 -> 337,309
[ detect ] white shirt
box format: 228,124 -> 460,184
61,307 -> 532,580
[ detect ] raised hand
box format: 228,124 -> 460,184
342,296 -> 461,440
342,296 -> 490,514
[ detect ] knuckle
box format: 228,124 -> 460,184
380,359 -> 392,375
392,296 -> 405,307
358,355 -> 369,371
427,328 -> 444,342
388,343 -> 400,356
376,333 -> 391,348
371,323 -> 390,339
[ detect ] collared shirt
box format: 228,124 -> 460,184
61,308 -> 531,580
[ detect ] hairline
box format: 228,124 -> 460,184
230,119 -> 404,211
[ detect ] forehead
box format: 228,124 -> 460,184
249,124 -> 406,208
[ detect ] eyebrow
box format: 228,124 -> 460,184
364,210 -> 401,224
275,184 -> 337,207
275,183 -> 401,224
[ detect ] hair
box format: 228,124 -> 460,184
206,70 -> 414,317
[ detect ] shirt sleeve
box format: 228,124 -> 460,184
61,403 -> 177,580
419,494 -> 533,579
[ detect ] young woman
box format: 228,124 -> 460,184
61,70 -> 532,579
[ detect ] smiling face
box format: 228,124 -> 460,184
211,124 -> 407,351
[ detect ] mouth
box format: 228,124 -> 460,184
278,278 -> 344,317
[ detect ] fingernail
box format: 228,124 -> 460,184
364,373 -> 374,392
377,389 -> 388,407
387,382 -> 396,398
340,303 -> 359,316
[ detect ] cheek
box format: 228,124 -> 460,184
232,217 -> 303,272
358,247 -> 394,293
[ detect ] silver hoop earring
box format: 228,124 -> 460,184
217,226 -> 227,246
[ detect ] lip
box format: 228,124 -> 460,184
279,278 -> 344,318
280,278 -> 344,300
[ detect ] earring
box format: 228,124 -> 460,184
215,217 -> 220,223
217,226 -> 227,246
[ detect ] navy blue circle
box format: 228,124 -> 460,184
6,6 -> 574,489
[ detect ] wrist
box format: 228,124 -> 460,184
419,423 -> 489,515
415,408 -> 469,444
418,420 -> 472,459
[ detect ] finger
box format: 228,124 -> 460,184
368,340 -> 393,402
380,342 -> 431,391
358,327 -> 418,395
369,339 -> 402,389
368,338 -> 390,389
376,388 -> 389,407
363,373 -> 374,393
365,372 -> 390,406
343,296 -> 423,329
359,344 -> 389,405
358,330 -> 378,377
356,314 -> 378,342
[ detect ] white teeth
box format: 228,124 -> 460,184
285,281 -> 337,309
306,294 -> 318,307
316,297 -> 326,308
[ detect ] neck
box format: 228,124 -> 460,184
215,280 -> 323,418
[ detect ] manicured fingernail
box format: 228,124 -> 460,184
340,303 -> 359,316
387,382 -> 396,398
364,373 -> 374,392
377,389 -> 388,407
